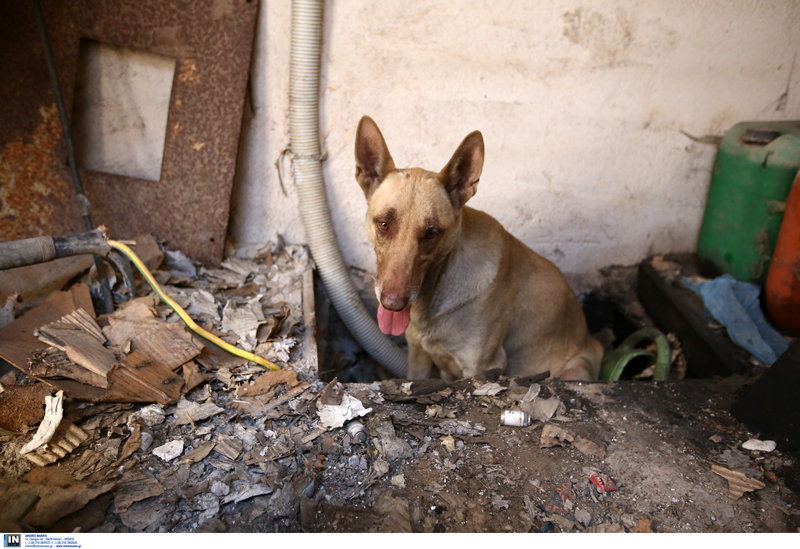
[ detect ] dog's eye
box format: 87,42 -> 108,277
423,227 -> 440,240
376,220 -> 390,232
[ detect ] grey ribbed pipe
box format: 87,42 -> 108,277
289,0 -> 407,377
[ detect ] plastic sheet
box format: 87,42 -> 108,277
684,274 -> 789,364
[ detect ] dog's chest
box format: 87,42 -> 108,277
412,316 -> 483,379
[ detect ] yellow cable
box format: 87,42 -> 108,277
108,240 -> 280,371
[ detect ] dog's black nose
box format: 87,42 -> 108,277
380,292 -> 408,311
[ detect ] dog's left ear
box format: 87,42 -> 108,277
438,131 -> 484,208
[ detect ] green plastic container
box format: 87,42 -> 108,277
697,121 -> 800,286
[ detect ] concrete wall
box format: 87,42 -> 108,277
228,0 -> 800,289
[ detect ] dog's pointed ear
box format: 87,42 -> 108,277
355,116 -> 396,198
438,131 -> 484,208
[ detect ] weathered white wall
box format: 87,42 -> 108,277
228,0 -> 800,289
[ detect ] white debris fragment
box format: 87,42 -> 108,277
473,381 -> 506,396
195,425 -> 215,437
742,439 -> 777,453
210,480 -> 231,497
130,404 -> 166,427
221,297 -> 265,351
173,398 -> 224,425
0,294 -> 17,330
20,390 -> 64,455
317,393 -> 373,429
164,249 -> 196,277
432,420 -> 486,437
233,423 -> 259,450
372,459 -> 390,477
575,508 -> 592,526
221,484 -> 273,505
272,337 -> 297,363
440,436 -> 456,452
519,384 -> 565,423
153,439 -> 184,461
140,431 -> 154,452
529,397 -> 565,423
391,474 -> 406,488
185,289 -> 221,322
220,257 -> 258,277
491,494 -> 510,509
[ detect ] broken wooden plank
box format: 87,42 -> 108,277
236,369 -> 299,397
102,297 -> 161,349
0,256 -> 93,311
233,382 -> 310,416
28,347 -> 109,389
114,470 -> 164,514
35,308 -> 116,385
0,479 -> 115,529
181,361 -> 208,394
71,449 -> 114,481
301,267 -> 319,377
54,308 -> 106,343
181,441 -> 216,465
101,350 -> 184,405
115,424 -> 142,465
132,321 -> 204,370
0,284 -> 93,375
214,435 -> 243,461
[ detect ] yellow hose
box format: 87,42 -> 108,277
108,240 -> 280,371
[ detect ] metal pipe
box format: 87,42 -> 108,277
0,230 -> 110,271
31,0 -> 113,313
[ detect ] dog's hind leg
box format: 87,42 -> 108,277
559,355 -> 598,381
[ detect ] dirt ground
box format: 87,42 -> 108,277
2,370 -> 798,533
1,246 -> 798,534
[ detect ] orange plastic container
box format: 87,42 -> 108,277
765,170 -> 800,334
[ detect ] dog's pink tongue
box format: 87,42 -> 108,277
377,304 -> 411,336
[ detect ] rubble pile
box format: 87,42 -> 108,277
0,239 -> 798,533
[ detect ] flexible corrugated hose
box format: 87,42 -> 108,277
289,0 -> 407,377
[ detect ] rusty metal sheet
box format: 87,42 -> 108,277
0,2 -> 85,242
0,0 -> 258,266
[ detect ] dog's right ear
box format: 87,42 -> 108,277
355,116 -> 396,198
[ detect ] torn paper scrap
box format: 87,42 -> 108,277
153,439 -> 184,462
711,464 -> 766,500
472,381 -> 506,396
173,398 -> 224,425
317,393 -> 373,429
742,439 -> 777,453
540,423 -> 575,448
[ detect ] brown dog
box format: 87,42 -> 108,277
355,116 -> 602,380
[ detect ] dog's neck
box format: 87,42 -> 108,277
415,207 -> 504,320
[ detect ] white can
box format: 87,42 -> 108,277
500,410 -> 531,427
345,420 -> 367,442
